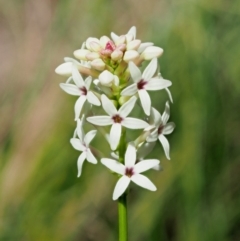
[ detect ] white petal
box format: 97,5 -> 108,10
128,62 -> 142,83
101,94 -> 117,116
72,65 -> 85,87
87,116 -> 113,126
101,158 -> 125,175
138,89 -> 151,116
77,152 -> 87,177
74,96 -> 87,120
110,123 -> 122,150
87,91 -> 101,106
159,134 -> 170,160
76,119 -> 84,141
165,88 -> 173,103
162,101 -> 170,125
59,83 -> 81,96
125,143 -> 136,167
142,58 -> 157,80
113,176 -> 131,200
150,107 -> 162,127
134,159 -> 160,173
122,118 -> 148,129
86,148 -> 98,164
163,122 -> 175,135
120,84 -> 138,96
70,138 -> 85,151
146,130 -> 158,142
127,26 -> 136,39
131,174 -> 156,191
146,78 -> 172,91
84,130 -> 97,146
118,96 -> 137,117
111,32 -> 119,43
85,76 -> 92,90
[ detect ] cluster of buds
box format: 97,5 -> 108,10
55,27 -> 175,200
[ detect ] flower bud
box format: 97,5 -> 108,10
119,96 -> 131,106
100,36 -> 111,48
111,50 -> 123,61
91,58 -> 106,71
99,70 -> 114,86
115,35 -> 126,45
55,62 -> 73,76
137,42 -> 153,53
127,39 -> 141,50
116,44 -> 126,52
89,41 -> 102,52
141,46 -> 163,60
73,49 -> 91,60
86,52 -> 100,61
123,50 -> 139,62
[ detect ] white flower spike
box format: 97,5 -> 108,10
101,144 -> 159,200
87,95 -> 149,150
147,102 -> 175,160
121,58 -> 172,116
70,119 -> 98,177
60,65 -> 101,120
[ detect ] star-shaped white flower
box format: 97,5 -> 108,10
87,95 -> 149,151
121,58 -> 172,116
147,102 -> 175,160
101,144 -> 159,200
70,119 -> 98,177
60,65 -> 101,120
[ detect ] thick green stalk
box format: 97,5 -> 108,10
118,129 -> 128,241
118,193 -> 128,241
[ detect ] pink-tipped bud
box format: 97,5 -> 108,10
91,58 -> 106,71
141,46 -> 164,60
123,50 -> 139,62
111,50 -> 123,61
74,49 -> 91,60
127,39 -> 141,50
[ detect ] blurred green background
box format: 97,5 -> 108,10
0,0 -> 240,240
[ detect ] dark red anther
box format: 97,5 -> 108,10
137,79 -> 147,90
125,167 -> 134,177
112,114 -> 123,123
80,86 -> 87,95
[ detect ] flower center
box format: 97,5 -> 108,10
80,86 -> 87,95
137,79 -> 147,90
125,167 -> 134,177
158,125 -> 164,135
112,114 -> 123,123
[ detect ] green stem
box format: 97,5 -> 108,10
117,128 -> 128,241
118,193 -> 128,241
